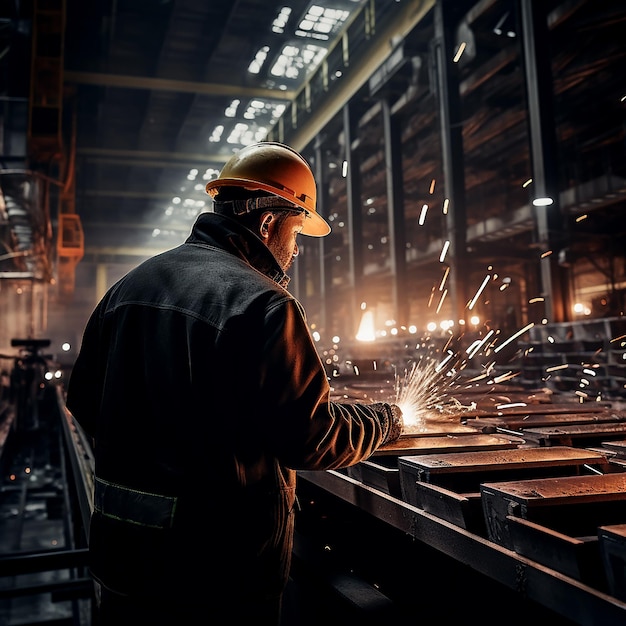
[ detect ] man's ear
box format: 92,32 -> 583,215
259,212 -> 274,239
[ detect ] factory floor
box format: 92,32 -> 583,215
3,386 -> 625,625
0,399 -> 92,626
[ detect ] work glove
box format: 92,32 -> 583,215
369,402 -> 403,444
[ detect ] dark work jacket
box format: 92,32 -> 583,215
66,212 -> 398,614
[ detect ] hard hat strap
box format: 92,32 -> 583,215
214,196 -> 302,217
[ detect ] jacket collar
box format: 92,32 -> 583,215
186,212 -> 291,288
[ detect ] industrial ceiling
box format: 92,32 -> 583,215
62,0 -> 379,260
1,0 -> 625,338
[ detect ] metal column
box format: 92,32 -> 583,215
519,0 -> 571,323
381,98 -> 409,328
313,138 -> 331,335
433,0 -> 469,327
343,102 -> 364,337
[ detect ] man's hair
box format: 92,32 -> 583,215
213,188 -> 268,232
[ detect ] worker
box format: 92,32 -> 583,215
66,141 -> 403,626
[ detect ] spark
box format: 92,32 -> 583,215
493,371 -> 520,384
466,330 -> 495,359
466,372 -> 489,383
541,250 -> 553,258
468,274 -> 491,310
429,179 -> 436,194
440,240 -> 450,262
493,322 -> 534,353
439,266 -> 450,291
418,204 -> 429,225
394,357 -> 470,430
529,297 -> 544,304
428,286 -> 436,307
436,350 -> 456,372
546,363 -> 568,372
496,402 -> 527,410
453,42 -> 466,63
435,289 -> 448,313
442,198 -> 449,214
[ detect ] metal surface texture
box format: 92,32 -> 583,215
298,468 -> 626,625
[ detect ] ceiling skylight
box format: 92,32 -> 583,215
272,7 -> 292,33
296,6 -> 350,40
249,4 -> 353,83
270,43 -> 326,80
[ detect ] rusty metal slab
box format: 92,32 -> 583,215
481,473 -> 626,555
600,440 -> 626,458
399,446 -> 608,477
400,421 -> 477,437
521,422 -> 626,447
397,447 -> 610,533
462,402 -> 621,419
464,412 -> 626,432
376,433 -> 523,457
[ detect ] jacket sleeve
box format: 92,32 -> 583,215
257,296 -> 403,470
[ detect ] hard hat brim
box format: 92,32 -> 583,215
301,209 -> 331,237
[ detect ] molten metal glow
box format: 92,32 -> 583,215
356,310 -> 376,342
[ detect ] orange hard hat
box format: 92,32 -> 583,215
205,142 -> 331,237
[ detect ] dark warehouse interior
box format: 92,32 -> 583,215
1,0 -> 626,624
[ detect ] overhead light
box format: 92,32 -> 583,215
533,197 -> 554,206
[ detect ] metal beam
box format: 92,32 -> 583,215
81,190 -> 178,200
77,147 -> 229,165
64,71 -> 295,101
